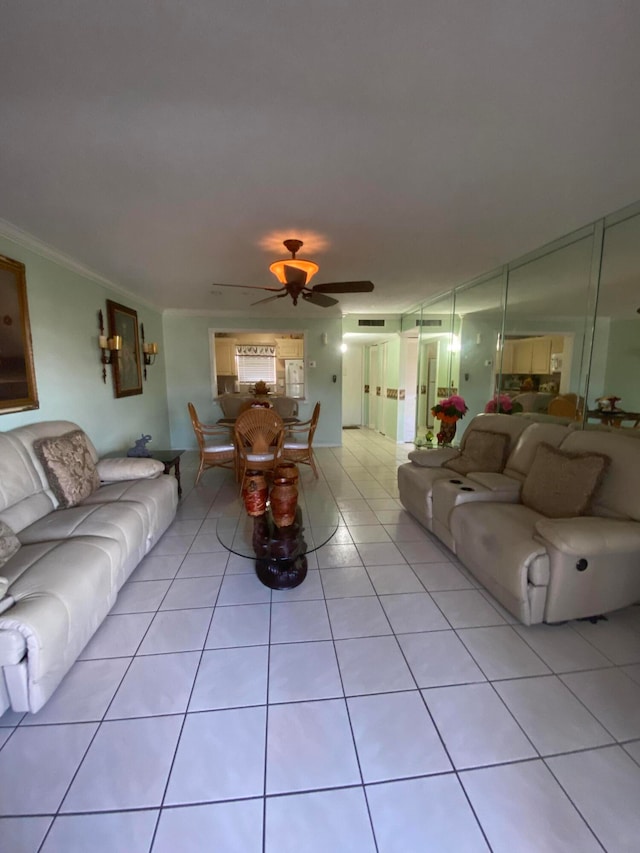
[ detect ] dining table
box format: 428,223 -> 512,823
586,409 -> 640,428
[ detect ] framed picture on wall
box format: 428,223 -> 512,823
106,299 -> 143,397
0,253 -> 39,414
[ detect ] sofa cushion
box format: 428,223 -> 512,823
0,521 -> 21,569
443,430 -> 509,475
521,443 -> 610,519
0,576 -> 8,600
33,430 -> 100,508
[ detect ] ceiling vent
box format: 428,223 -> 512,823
358,319 -> 385,327
416,319 -> 443,327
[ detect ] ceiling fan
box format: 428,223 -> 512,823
213,239 -> 374,307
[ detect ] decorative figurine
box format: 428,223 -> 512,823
127,434 -> 153,457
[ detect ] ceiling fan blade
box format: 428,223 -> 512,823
302,292 -> 339,308
284,265 -> 308,287
250,293 -> 289,306
211,282 -> 284,293
311,280 -> 374,294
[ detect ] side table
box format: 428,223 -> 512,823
148,450 -> 184,496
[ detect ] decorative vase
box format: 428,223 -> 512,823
242,471 -> 268,517
437,420 -> 457,446
270,476 -> 298,528
274,462 -> 299,484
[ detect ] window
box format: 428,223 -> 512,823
235,345 -> 277,384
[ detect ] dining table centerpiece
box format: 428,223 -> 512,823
431,394 -> 468,445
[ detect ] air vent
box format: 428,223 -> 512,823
358,319 -> 385,327
416,319 -> 442,327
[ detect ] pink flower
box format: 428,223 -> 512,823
447,395 -> 468,414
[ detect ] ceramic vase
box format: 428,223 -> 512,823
242,471 -> 268,517
270,476 -> 298,528
437,420 -> 457,446
274,462 -> 299,484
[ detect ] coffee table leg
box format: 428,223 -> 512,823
255,555 -> 308,589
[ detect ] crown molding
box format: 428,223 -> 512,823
0,218 -> 160,311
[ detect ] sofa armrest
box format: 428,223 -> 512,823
97,457 -> 165,482
535,517 -> 640,556
408,447 -> 460,467
467,472 -> 522,495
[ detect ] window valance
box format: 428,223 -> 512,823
235,345 -> 276,357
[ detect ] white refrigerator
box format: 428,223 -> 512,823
284,359 -> 305,398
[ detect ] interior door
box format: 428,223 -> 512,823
368,346 -> 378,429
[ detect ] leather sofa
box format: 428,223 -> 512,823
398,413 -> 640,625
0,421 -> 178,714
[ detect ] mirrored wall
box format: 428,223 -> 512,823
407,199 -> 640,439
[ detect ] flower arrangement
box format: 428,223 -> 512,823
250,381 -> 271,396
484,394 -> 523,415
431,395 -> 468,423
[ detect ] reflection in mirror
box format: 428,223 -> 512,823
500,230 -> 595,422
0,254 -> 39,413
452,271 -> 505,436
588,210 -> 640,429
400,307 -> 421,442
414,292 -> 455,444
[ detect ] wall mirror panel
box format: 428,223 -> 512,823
587,210 -> 640,427
500,230 -> 596,420
415,292 -> 455,441
452,271 -> 505,433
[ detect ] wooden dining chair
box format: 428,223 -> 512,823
188,402 -> 237,485
234,407 -> 285,483
282,402 -> 321,478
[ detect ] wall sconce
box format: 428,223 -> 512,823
140,323 -> 159,381
98,309 -> 122,383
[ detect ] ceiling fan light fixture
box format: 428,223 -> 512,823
269,257 -> 319,285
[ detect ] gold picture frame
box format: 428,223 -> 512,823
0,254 -> 39,414
106,299 -> 143,397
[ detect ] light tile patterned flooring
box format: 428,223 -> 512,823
1,429 -> 640,851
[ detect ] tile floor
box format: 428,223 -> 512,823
1,428 -> 640,852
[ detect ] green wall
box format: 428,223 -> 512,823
603,319 -> 640,411
0,235 -> 170,453
163,313 -> 344,449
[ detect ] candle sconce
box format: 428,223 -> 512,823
98,308 -> 122,383
140,323 -> 159,381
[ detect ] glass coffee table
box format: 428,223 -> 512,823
216,496 -> 340,590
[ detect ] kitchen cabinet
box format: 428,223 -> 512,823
513,339 -> 534,373
215,339 -> 237,374
496,340 -> 514,373
497,335 -> 557,374
275,338 -> 304,359
531,337 -> 552,373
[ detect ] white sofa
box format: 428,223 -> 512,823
398,413 -> 640,625
0,420 -> 178,714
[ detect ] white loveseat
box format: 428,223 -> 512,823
0,420 -> 178,714
398,414 -> 640,625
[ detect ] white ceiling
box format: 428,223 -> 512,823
1,1 -> 640,319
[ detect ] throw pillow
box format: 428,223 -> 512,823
443,430 -> 510,475
521,442 -> 610,518
33,429 -> 100,508
0,520 -> 21,570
